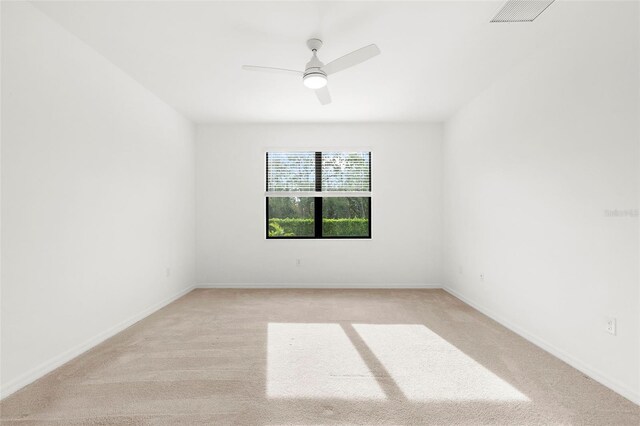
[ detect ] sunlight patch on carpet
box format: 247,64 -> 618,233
353,324 -> 529,401
267,323 -> 386,400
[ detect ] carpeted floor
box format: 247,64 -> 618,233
1,289 -> 638,425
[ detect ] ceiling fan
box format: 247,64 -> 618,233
242,39 -> 381,105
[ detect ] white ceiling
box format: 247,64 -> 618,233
33,1 -> 609,123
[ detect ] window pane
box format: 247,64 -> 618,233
267,152 -> 315,192
267,197 -> 315,237
321,152 -> 370,192
322,197 -> 370,237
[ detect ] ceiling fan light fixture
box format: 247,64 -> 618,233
243,39 -> 380,105
303,73 -> 327,89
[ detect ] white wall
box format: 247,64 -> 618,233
443,2 -> 639,402
196,123 -> 442,286
1,2 -> 196,396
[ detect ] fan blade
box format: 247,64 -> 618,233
315,86 -> 331,105
321,44 -> 380,75
242,65 -> 303,76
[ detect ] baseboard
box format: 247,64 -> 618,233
195,283 -> 443,289
0,285 -> 195,400
442,286 -> 639,405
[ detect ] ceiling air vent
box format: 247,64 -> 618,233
491,0 -> 555,23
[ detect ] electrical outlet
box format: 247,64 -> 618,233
458,265 -> 463,275
296,259 -> 301,267
480,273 -> 484,281
166,267 -> 171,278
605,317 -> 616,335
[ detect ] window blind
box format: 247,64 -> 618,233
321,152 -> 371,192
266,151 -> 371,195
266,152 -> 315,192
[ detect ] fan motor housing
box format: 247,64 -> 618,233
303,68 -> 326,78
303,55 -> 327,89
304,53 -> 326,78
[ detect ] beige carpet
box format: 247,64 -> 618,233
1,289 -> 638,425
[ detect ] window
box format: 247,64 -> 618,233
266,151 -> 371,239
